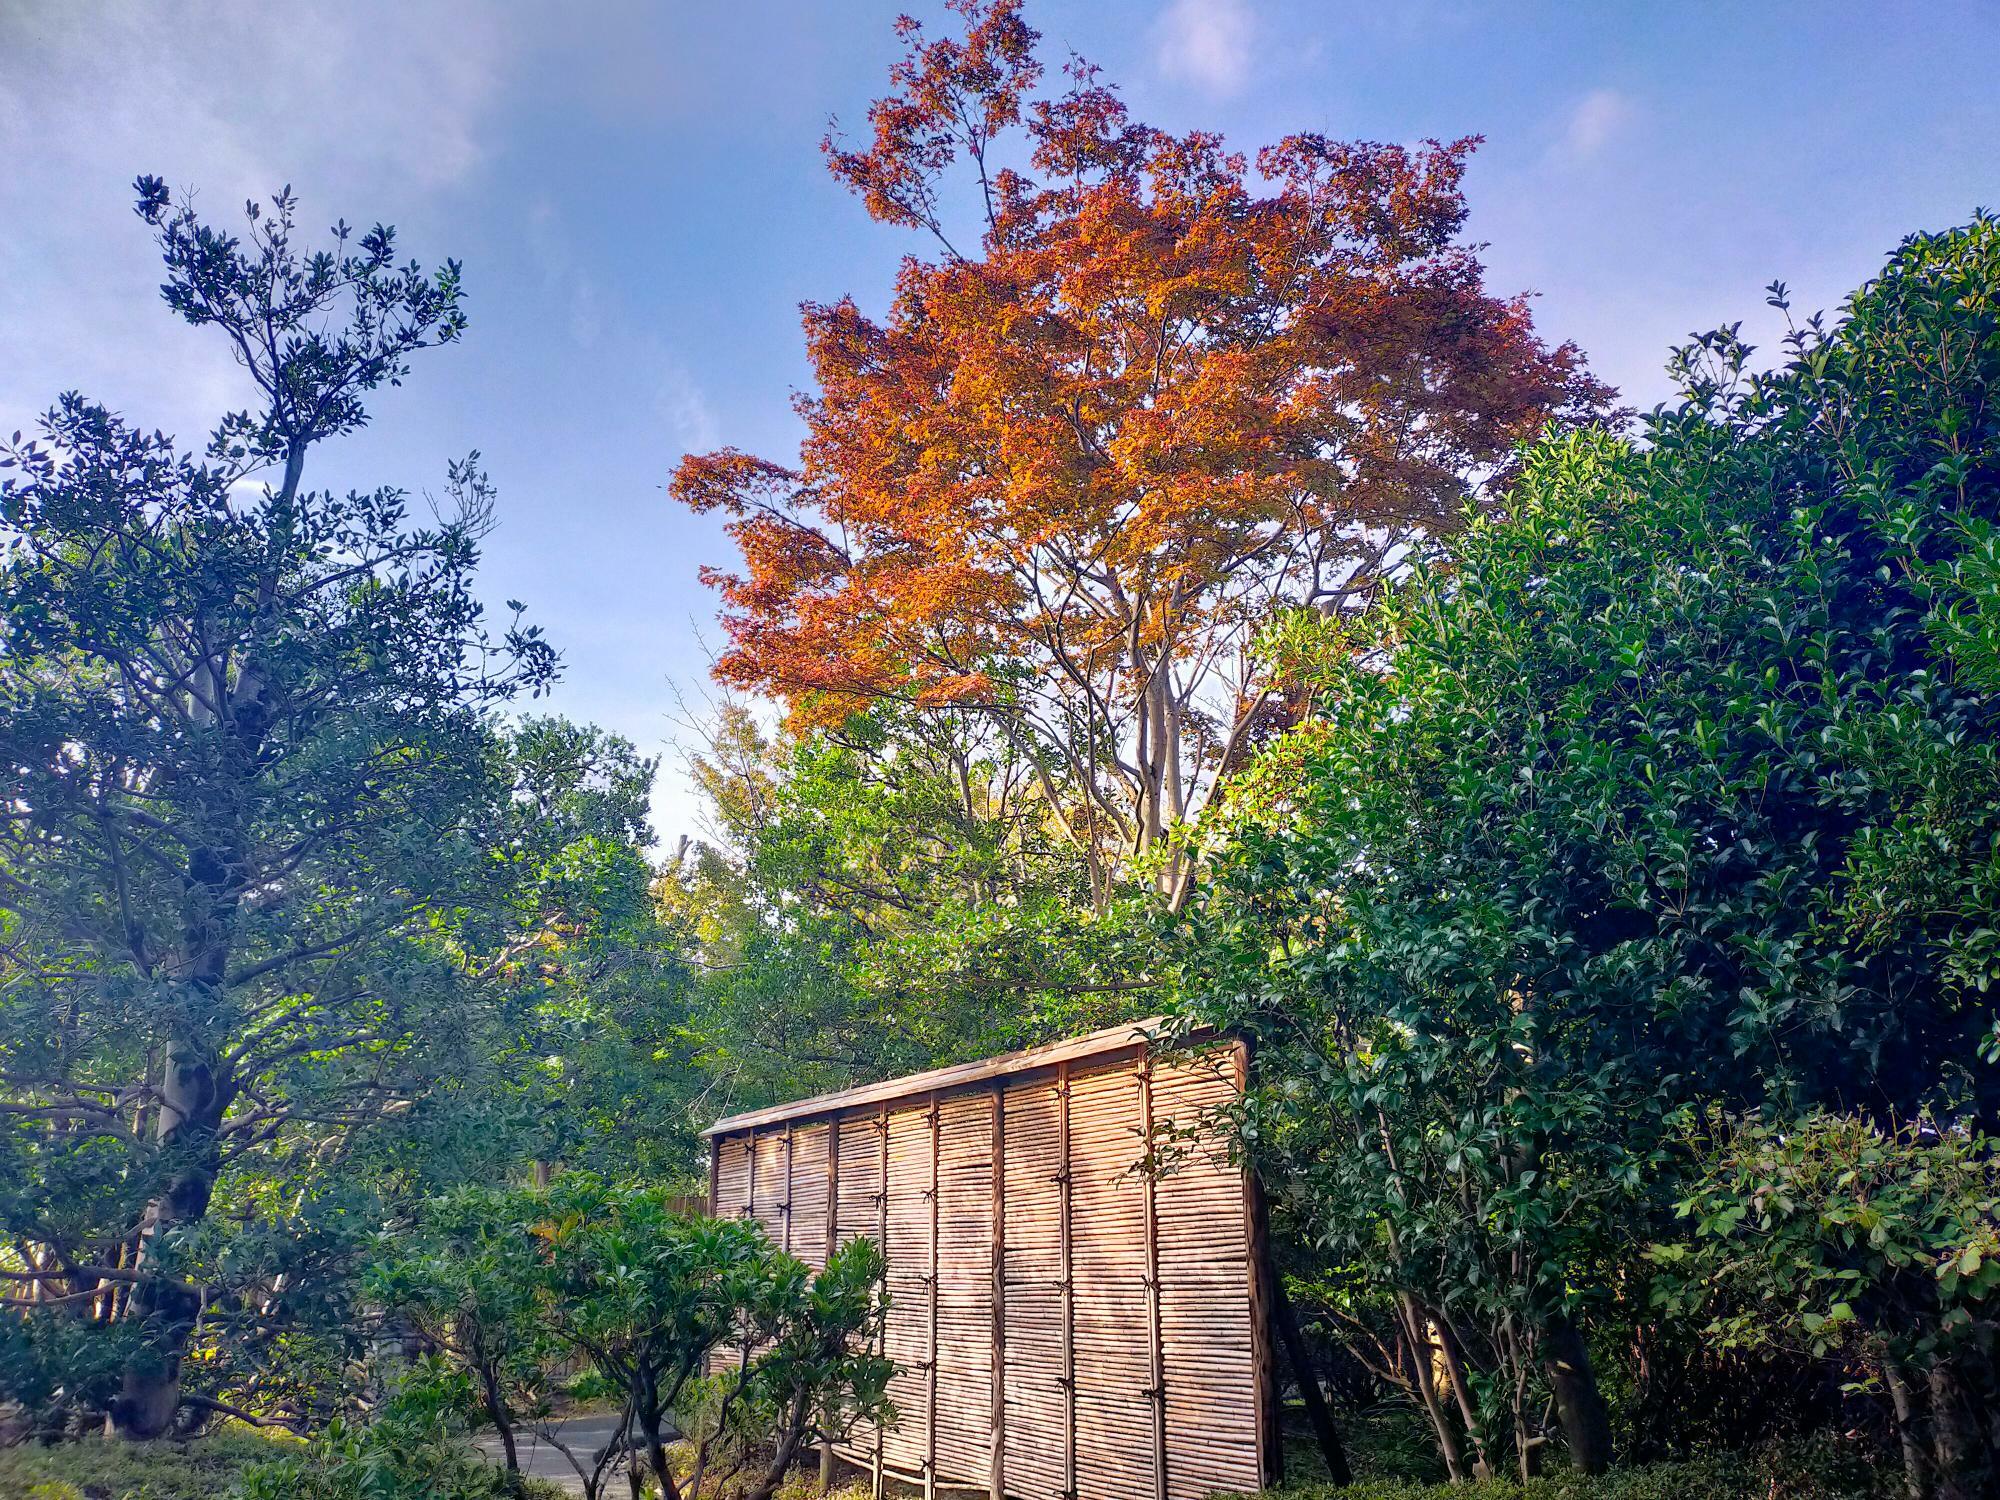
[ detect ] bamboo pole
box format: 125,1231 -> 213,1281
783,1122 -> 794,1254
1238,1042 -> 1283,1489
926,1095 -> 941,1500
874,1106 -> 889,1500
1138,1052 -> 1168,1500
989,1085 -> 1005,1500
822,1116 -> 841,1493
1058,1061 -> 1076,1500
747,1128 -> 758,1222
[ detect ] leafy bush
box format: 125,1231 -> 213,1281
365,1180 -> 891,1500
232,1402 -> 565,1500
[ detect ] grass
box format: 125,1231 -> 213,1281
0,1427 -> 296,1500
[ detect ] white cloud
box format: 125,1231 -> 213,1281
1152,0 -> 1257,98
0,1 -> 513,441
654,357 -> 720,456
1557,88 -> 1637,163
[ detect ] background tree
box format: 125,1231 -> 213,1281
663,702 -> 1141,1121
671,0 -> 1609,904
0,179 -> 554,1437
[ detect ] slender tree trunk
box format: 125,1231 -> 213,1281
1396,1296 -> 1467,1484
1269,1281 -> 1352,1485
1541,1315 -> 1613,1475
482,1364 -> 521,1475
1885,1356 -> 1930,1500
1929,1357 -> 1990,1500
1433,1315 -> 1494,1482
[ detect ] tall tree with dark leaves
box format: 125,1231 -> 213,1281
0,181 -> 554,1436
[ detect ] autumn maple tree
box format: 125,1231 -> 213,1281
672,0 -> 1609,902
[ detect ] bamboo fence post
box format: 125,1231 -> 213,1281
1138,1051 -> 1168,1500
874,1106 -> 889,1500
1239,1043 -> 1283,1489
926,1094 -> 941,1500
989,1084 -> 1005,1500
821,1117 -> 841,1492
746,1128 -> 758,1221
1057,1060 -> 1076,1500
783,1122 -> 794,1254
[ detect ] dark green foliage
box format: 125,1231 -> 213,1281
1174,215 -> 2000,1491
0,181 -> 690,1440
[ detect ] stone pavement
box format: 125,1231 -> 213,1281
472,1407 -> 634,1497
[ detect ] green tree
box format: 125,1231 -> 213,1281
668,703 -> 1145,1117
531,1178 -> 891,1500
0,179 -> 553,1437
366,1188 -> 553,1483
1652,1112 -> 2000,1499
1175,215 -> 2000,1483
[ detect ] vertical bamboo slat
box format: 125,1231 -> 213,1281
989,1085 -> 1005,1500
926,1096 -> 941,1500
822,1116 -> 841,1491
1058,1060 -> 1076,1500
1239,1042 -> 1282,1490
783,1122 -> 794,1255
1139,1054 -> 1168,1500
875,1105 -> 889,1500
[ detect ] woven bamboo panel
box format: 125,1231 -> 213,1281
1069,1062 -> 1154,1500
714,1135 -> 752,1221
833,1112 -> 888,1461
790,1122 -> 831,1270
934,1091 -> 994,1485
881,1103 -> 933,1477
1154,1055 -> 1260,1500
750,1131 -> 789,1237
1000,1073 -> 1066,1500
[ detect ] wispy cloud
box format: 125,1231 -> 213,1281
655,356 -> 720,456
1555,88 -> 1637,164
1152,0 -> 1257,98
0,1 -> 514,439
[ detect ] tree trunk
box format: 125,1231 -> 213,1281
1929,1357 -> 1992,1500
1433,1314 -> 1494,1482
482,1364 -> 521,1475
1541,1314 -> 1613,1476
636,1391 -> 679,1500
109,1031 -> 226,1440
1396,1296 -> 1467,1484
1884,1356 -> 1929,1500
1269,1280 -> 1352,1485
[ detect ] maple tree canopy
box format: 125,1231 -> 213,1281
672,0 -> 1611,897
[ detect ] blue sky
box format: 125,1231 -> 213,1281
4,1 -> 1996,840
